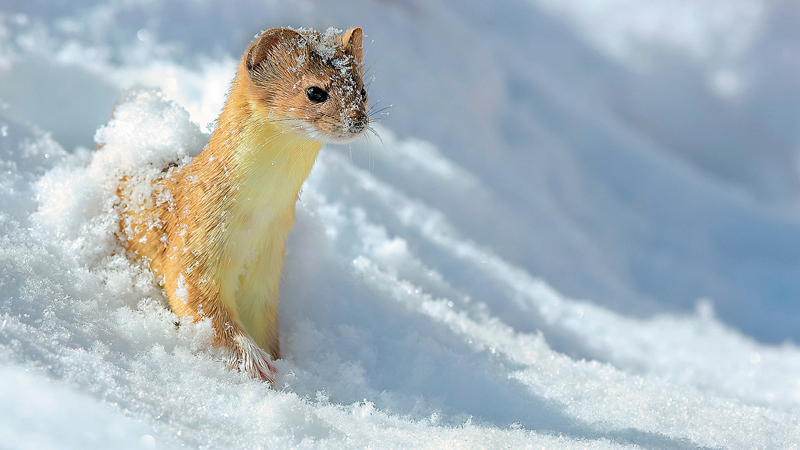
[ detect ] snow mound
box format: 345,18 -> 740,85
2,1 -> 800,448
0,88 -> 789,448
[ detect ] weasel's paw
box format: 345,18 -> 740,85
230,334 -> 278,385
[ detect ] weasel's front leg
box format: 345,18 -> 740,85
213,311 -> 278,385
163,263 -> 278,384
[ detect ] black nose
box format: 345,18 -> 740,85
348,112 -> 368,133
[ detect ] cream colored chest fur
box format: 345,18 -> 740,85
214,121 -> 321,347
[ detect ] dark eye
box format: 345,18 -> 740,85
360,88 -> 367,101
306,86 -> 328,103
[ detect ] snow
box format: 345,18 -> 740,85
2,1 -> 800,449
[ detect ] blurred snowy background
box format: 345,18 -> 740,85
2,0 -> 800,448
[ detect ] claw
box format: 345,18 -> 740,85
231,334 -> 278,385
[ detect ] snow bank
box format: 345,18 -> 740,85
4,90 -> 609,448
2,1 -> 800,449
0,85 -> 794,448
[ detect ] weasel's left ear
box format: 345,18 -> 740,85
342,27 -> 363,64
247,28 -> 301,73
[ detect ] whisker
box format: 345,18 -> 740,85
367,126 -> 387,153
368,105 -> 393,116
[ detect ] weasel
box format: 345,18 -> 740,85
117,27 -> 369,383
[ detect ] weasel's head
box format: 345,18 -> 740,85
245,27 -> 370,144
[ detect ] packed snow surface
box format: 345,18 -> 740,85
2,0 -> 800,449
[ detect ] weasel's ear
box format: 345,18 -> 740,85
342,27 -> 363,64
246,28 -> 300,73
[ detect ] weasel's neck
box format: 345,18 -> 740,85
204,67 -> 322,208
233,118 -> 321,207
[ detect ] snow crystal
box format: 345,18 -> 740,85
307,27 -> 344,61
176,273 -> 188,304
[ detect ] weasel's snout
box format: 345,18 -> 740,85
346,111 -> 368,134
349,120 -> 367,134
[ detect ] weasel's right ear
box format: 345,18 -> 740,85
342,27 -> 364,64
246,28 -> 300,73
